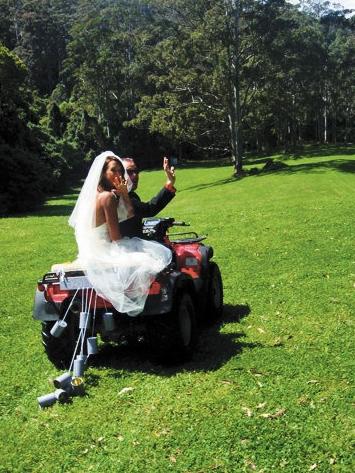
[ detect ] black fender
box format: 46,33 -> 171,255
142,270 -> 197,316
199,245 -> 214,275
33,289 -> 60,321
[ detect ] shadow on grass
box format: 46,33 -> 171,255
88,303 -> 262,379
5,190 -> 79,219
143,160 -> 232,171
245,145 -> 355,163
184,157 -> 355,192
173,145 -> 355,172
34,204 -> 76,217
144,145 -> 354,172
293,144 -> 355,158
249,157 -> 355,177
32,192 -> 79,218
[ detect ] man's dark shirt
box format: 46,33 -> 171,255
119,188 -> 175,238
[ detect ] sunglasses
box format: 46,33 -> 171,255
126,169 -> 140,175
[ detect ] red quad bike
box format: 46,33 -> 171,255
33,217 -> 223,367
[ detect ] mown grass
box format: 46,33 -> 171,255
0,147 -> 354,472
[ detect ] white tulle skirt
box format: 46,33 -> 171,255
80,224 -> 172,316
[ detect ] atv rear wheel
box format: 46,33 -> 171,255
41,321 -> 77,369
41,299 -> 82,369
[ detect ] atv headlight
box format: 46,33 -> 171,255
185,257 -> 198,266
161,287 -> 169,302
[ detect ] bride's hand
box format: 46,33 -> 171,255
112,176 -> 129,197
112,175 -> 134,218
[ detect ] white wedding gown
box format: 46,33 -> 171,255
81,223 -> 172,317
68,151 -> 172,317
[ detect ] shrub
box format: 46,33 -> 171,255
0,144 -> 47,215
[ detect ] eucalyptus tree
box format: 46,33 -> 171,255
129,1 -> 230,159
132,0 -> 330,168
224,0 -> 243,172
2,0 -> 78,95
319,10 -> 355,143
297,1 -> 355,143
131,0 -> 265,173
252,1 -> 326,149
63,0 -> 157,152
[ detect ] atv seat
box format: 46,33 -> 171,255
51,260 -> 86,273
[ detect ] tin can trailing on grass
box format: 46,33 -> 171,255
53,372 -> 72,390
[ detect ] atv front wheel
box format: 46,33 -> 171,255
174,292 -> 197,357
149,291 -> 198,364
205,262 -> 223,322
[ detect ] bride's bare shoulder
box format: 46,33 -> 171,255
97,191 -> 116,207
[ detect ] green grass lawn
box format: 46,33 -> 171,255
0,147 -> 354,472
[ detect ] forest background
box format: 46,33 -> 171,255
0,0 -> 354,215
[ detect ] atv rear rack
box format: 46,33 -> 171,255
169,232 -> 207,244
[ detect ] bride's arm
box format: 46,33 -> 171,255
102,192 -> 122,241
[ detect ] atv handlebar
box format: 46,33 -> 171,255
171,221 -> 190,227
142,217 -> 190,241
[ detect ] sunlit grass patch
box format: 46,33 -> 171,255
0,147 -> 354,472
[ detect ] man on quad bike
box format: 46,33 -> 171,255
119,157 -> 176,238
34,154 -> 223,368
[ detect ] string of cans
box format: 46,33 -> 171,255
37,287 -> 116,408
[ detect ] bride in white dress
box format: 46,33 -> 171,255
69,151 -> 172,316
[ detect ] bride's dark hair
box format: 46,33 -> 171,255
98,156 -> 125,191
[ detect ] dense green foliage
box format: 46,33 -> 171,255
0,45 -> 45,213
0,0 -> 354,212
0,148 -> 354,471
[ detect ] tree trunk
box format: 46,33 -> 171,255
345,107 -> 350,142
226,0 -> 243,175
315,116 -> 319,142
332,110 -> 336,144
323,99 -> 328,143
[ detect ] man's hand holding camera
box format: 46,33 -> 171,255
163,157 -> 176,190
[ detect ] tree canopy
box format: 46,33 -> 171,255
0,0 -> 354,211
